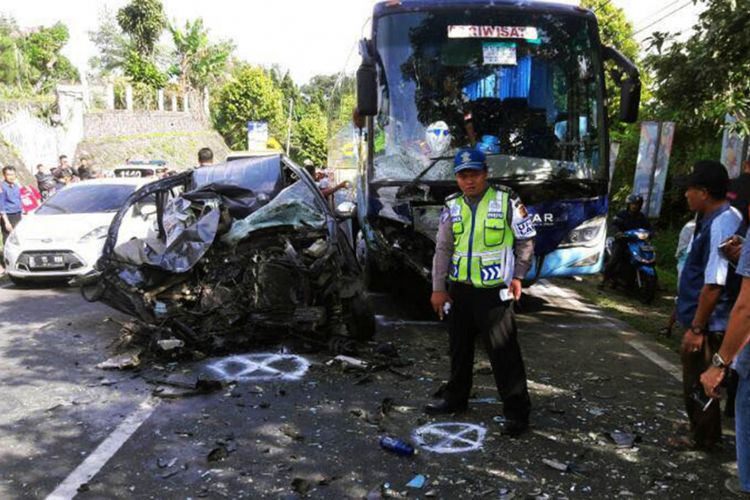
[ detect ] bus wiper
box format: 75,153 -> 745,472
397,155 -> 455,197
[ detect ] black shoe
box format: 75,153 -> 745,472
424,400 -> 468,415
499,419 -> 529,437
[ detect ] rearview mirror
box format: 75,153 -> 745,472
356,39 -> 378,117
602,46 -> 641,123
335,201 -> 356,219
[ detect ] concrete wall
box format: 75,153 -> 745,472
83,111 -> 208,139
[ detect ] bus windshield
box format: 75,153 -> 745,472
373,9 -> 604,183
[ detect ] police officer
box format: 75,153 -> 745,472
427,148 -> 536,436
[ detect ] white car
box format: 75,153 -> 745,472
3,178 -> 157,284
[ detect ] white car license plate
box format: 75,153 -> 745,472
29,254 -> 65,268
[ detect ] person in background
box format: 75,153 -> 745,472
56,155 -> 76,179
197,147 -> 214,167
701,227 -> 750,496
1,166 -> 23,247
660,218 -> 697,337
35,164 -> 56,200
601,193 -> 652,288
303,159 -> 350,198
19,184 -> 41,214
77,158 -> 93,180
676,160 -> 743,450
728,159 -> 750,225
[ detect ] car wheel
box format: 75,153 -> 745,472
8,275 -> 26,287
356,231 -> 387,292
344,293 -> 376,341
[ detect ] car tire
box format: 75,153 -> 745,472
345,293 -> 376,341
8,275 -> 26,287
356,231 -> 387,292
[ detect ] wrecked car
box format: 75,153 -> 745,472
81,154 -> 375,353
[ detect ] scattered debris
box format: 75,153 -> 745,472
406,474 -> 426,489
291,478 -> 312,495
606,430 -> 641,448
280,424 -> 305,442
379,436 -> 416,456
327,355 -> 369,370
207,446 -> 229,462
157,338 -> 185,351
96,349 -> 142,370
542,458 -> 569,472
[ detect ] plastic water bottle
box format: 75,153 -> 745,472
379,436 -> 416,456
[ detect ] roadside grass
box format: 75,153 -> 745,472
559,226 -> 683,353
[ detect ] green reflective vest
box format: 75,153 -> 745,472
446,187 -> 515,288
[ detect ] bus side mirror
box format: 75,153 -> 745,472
357,39 -> 378,117
602,46 -> 641,123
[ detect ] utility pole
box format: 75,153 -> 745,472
286,98 -> 293,156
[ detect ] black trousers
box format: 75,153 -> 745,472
445,282 -> 531,422
1,212 -> 21,243
604,239 -> 628,281
682,332 -> 724,447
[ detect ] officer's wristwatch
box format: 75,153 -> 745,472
689,325 -> 706,335
712,352 -> 728,369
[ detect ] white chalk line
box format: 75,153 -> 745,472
45,396 -> 160,500
534,281 -> 682,382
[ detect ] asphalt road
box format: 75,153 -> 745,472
0,279 -> 739,499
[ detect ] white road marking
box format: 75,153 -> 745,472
206,353 -> 310,382
45,397 -> 160,500
412,422 -> 487,454
534,281 -> 682,382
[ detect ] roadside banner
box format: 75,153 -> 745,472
721,114 -> 749,179
633,121 -> 675,218
247,121 -> 269,150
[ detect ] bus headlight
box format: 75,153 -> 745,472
559,216 -> 606,248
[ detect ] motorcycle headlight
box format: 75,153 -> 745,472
560,216 -> 607,248
7,230 -> 20,246
79,225 -> 110,242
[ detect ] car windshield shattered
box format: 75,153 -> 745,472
82,155 -> 373,355
373,10 -> 604,183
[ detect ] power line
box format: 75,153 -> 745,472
633,0 -> 683,26
632,0 -> 694,36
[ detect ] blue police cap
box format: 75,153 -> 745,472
453,148 -> 486,173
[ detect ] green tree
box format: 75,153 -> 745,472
19,22 -> 79,91
117,0 -> 166,59
123,49 -> 166,87
169,18 -> 233,93
293,104 -> 328,165
0,16 -> 21,87
88,7 -> 130,76
213,65 -> 284,149
646,0 -> 750,136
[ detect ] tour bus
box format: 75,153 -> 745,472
352,0 -> 641,285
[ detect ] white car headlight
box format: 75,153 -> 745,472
79,225 -> 110,242
7,230 -> 20,246
560,216 -> 607,248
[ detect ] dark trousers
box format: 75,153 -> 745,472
1,212 -> 21,243
604,239 -> 627,281
445,283 -> 531,422
682,332 -> 724,447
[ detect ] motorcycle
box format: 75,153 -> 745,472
604,228 -> 658,304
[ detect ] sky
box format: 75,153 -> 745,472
1,0 -> 705,84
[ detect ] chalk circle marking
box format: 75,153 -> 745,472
412,422 -> 487,454
206,353 -> 310,382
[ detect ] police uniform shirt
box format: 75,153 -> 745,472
432,187 -> 535,292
